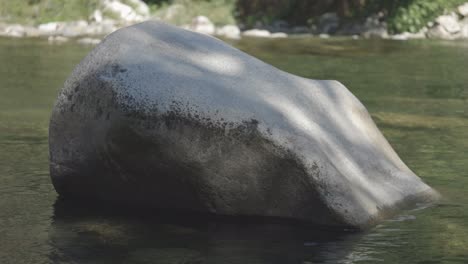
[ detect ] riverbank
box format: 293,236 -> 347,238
1,0 -> 468,44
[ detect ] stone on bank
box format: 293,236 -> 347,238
242,29 -> 272,37
215,25 -> 241,39
189,16 -> 215,35
49,21 -> 439,229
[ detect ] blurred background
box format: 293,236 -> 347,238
1,0 -> 468,40
0,1 -> 468,264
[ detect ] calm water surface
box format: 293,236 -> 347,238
0,36 -> 467,263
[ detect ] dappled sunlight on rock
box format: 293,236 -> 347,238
192,52 -> 244,76
49,21 -> 438,231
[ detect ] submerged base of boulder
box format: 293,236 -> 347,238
49,21 -> 439,229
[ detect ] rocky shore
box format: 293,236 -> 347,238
1,0 -> 468,44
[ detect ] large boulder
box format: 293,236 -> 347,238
49,21 -> 438,229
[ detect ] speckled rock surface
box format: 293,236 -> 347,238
49,21 -> 438,229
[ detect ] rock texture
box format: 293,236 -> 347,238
49,21 -> 438,229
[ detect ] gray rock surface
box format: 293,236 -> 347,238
318,13 -> 340,34
38,22 -> 66,36
90,9 -> 104,23
461,18 -> 468,38
189,16 -> 215,35
242,29 -> 271,37
0,24 -> 26,37
458,3 -> 468,17
390,28 -> 427,40
270,32 -> 288,38
0,24 -> 40,37
215,25 -> 241,39
61,20 -> 89,38
435,13 -> 461,34
427,24 -> 459,39
49,21 -> 439,229
362,13 -> 388,39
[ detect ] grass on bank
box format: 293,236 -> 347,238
0,0 -> 99,24
0,0 -> 236,26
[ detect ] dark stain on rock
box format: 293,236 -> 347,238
110,64 -> 121,77
49,67 -> 347,229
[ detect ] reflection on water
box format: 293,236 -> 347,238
0,36 -> 467,263
50,199 -> 362,264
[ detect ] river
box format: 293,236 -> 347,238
0,36 -> 467,263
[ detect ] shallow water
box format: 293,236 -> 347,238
0,36 -> 467,263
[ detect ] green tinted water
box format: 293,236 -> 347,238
0,37 -> 467,263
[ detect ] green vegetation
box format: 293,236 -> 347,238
355,0 -> 467,33
235,0 -> 468,32
0,0 -> 236,26
387,0 -> 467,33
0,0 -> 98,24
235,0 -> 329,27
151,0 -> 236,26
0,0 -> 466,33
